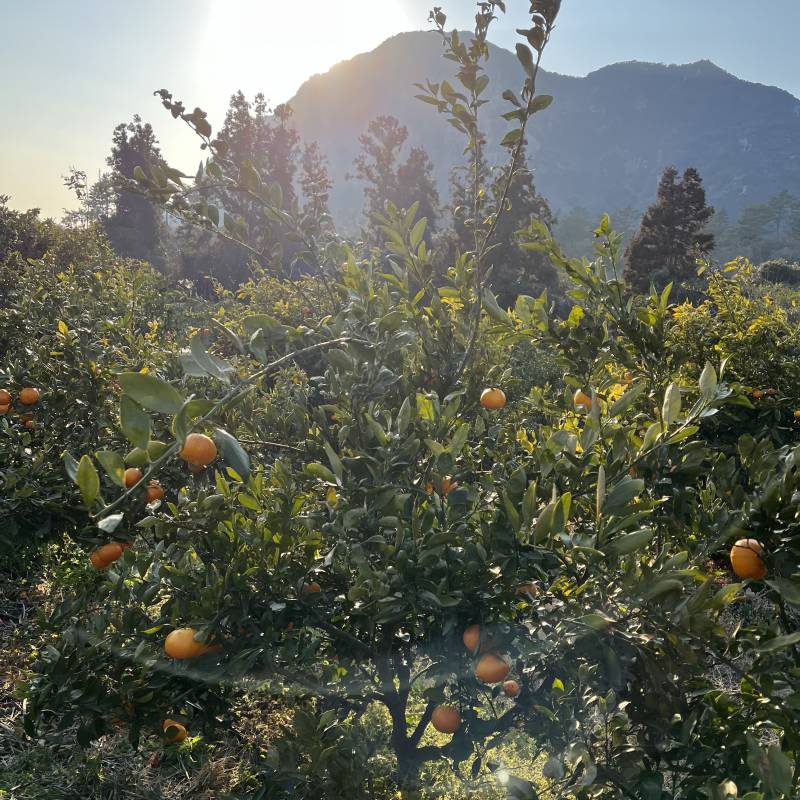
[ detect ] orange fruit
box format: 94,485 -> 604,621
124,467 -> 143,488
573,389 -> 592,411
516,582 -> 539,598
793,410 -> 800,420
441,476 -> 458,497
751,389 -> 764,399
0,389 -> 11,405
474,653 -> 509,684
19,412 -> 33,423
480,388 -> 507,410
24,419 -> 34,430
89,542 -> 124,569
425,482 -> 434,494
18,387 -> 41,406
0,404 -> 9,414
730,539 -> 767,580
162,719 -> 188,743
303,581 -> 322,594
623,371 -> 633,384
164,627 -> 210,659
503,679 -> 521,697
765,388 -> 777,397
431,705 -> 461,734
180,433 -> 217,466
145,481 -> 165,503
462,623 -> 481,652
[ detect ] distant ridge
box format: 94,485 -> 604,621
285,31 -> 800,227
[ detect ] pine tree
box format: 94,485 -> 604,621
486,142 -> 556,304
177,93 -> 305,285
352,115 -> 439,247
300,142 -> 333,221
105,116 -> 165,266
624,166 -> 714,292
446,139 -> 556,304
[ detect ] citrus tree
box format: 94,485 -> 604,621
24,3 -> 800,798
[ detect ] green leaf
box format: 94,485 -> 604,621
323,441 -> 344,480
522,481 -> 538,527
119,372 -> 185,415
609,382 -> 645,416
173,398 -> 214,446
766,578 -> 800,606
213,428 -> 250,480
98,513 -> 124,534
409,217 -> 427,249
482,287 -> 512,325
396,397 -> 411,434
515,42 -> 534,75
95,450 -> 126,487
662,383 -> 681,426
529,94 -> 554,113
305,462 -> 336,482
120,395 -> 151,450
63,452 -> 79,482
448,423 -> 470,455
189,332 -> 233,384
699,362 -> 718,400
756,631 -> 800,653
605,479 -> 644,512
596,465 -> 606,517
603,528 -> 654,557
76,455 -> 100,506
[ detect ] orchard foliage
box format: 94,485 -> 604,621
6,2 -> 800,799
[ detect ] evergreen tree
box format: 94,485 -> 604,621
624,166 -> 714,292
105,115 -> 165,266
300,142 -> 333,221
62,169 -> 116,229
447,140 -> 556,304
352,115 -> 439,246
177,93 -> 305,285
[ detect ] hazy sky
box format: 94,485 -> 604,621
2,0 -> 799,218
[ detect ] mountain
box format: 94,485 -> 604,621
286,31 -> 800,230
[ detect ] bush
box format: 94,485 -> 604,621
756,258 -> 800,286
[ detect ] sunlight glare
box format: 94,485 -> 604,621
199,0 -> 413,114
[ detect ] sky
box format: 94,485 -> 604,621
2,0 -> 800,218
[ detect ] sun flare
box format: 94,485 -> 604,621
199,0 -> 413,110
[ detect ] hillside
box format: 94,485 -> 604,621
287,31 -> 800,228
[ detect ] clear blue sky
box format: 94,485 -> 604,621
2,0 -> 799,217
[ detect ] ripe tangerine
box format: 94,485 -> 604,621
89,542 -> 124,569
18,387 -> 41,406
573,389 -> 592,411
503,679 -> 521,697
431,704 -> 461,734
164,627 -> 210,659
124,467 -> 143,487
480,388 -> 507,410
0,389 -> 11,405
145,481 -> 165,503
730,538 -> 767,580
462,623 -> 481,652
180,433 -> 217,466
474,653 -> 509,684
